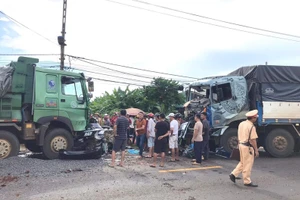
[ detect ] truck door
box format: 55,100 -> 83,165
59,76 -> 87,131
210,77 -> 248,128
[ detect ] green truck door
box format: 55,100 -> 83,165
59,76 -> 86,131
34,73 -> 59,120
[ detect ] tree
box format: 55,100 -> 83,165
90,78 -> 185,115
143,78 -> 185,114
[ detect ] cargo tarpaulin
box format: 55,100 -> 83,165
228,65 -> 300,83
0,65 -> 14,97
261,83 -> 300,102
228,65 -> 300,102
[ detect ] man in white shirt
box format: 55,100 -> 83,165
168,113 -> 179,162
146,113 -> 156,158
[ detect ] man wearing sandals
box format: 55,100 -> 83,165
150,113 -> 170,168
146,113 -> 156,158
109,109 -> 130,168
168,113 -> 179,162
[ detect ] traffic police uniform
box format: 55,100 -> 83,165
230,110 -> 258,186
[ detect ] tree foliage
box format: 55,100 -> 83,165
90,78 -> 185,115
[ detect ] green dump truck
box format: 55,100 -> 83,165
0,56 -> 94,159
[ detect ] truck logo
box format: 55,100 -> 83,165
265,88 -> 274,94
70,101 -> 77,108
48,80 -> 55,89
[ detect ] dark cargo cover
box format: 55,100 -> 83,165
0,65 -> 14,97
228,65 -> 300,102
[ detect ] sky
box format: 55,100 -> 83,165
1,0 -> 300,98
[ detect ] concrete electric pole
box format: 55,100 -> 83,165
58,0 -> 67,70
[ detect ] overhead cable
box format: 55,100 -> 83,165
69,55 -> 199,79
0,11 -> 58,45
131,0 -> 300,39
104,0 -> 300,43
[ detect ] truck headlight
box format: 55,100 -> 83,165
95,130 -> 105,140
180,122 -> 188,131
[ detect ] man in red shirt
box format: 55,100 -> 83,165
110,112 -> 118,127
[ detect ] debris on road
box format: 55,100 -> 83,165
0,175 -> 19,187
61,168 -> 83,174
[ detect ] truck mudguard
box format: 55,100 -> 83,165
36,116 -> 74,132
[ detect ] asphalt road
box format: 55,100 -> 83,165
1,151 -> 300,200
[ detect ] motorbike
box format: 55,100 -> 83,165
59,117 -> 112,159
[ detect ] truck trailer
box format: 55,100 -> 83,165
181,64 -> 300,158
0,57 -> 94,159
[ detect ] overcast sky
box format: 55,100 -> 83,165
1,0 -> 300,98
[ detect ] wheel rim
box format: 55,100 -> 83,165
0,139 -> 12,159
50,136 -> 68,152
228,136 -> 238,150
273,136 -> 287,151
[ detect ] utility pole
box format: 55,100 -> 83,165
58,0 -> 67,70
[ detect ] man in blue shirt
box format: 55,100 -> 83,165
109,109 -> 129,167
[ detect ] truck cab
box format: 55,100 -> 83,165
181,76 -> 248,151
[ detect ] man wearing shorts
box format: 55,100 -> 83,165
168,113 -> 179,162
109,109 -> 129,167
146,113 -> 156,158
150,113 -> 170,168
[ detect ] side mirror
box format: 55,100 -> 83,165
88,81 -> 94,92
178,85 -> 184,91
88,93 -> 93,98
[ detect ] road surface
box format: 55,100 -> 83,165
1,151 -> 300,200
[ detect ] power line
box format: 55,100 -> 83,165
131,0 -> 300,39
0,11 -> 58,46
89,77 -> 144,87
39,64 -> 151,84
69,55 -> 199,80
73,57 -> 162,80
104,0 -> 300,43
1,54 -> 194,82
0,54 -> 60,56
75,67 -> 151,84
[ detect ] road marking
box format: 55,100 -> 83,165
159,166 -> 222,173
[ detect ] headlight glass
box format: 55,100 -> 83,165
180,122 -> 188,131
95,130 -> 105,140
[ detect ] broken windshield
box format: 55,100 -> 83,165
188,85 -> 210,101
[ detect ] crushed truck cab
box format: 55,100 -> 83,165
0,57 -> 94,159
181,65 -> 300,158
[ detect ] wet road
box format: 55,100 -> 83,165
1,151 -> 300,200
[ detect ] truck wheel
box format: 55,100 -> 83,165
220,128 -> 238,153
265,129 -> 294,158
43,128 -> 74,159
0,130 -> 20,159
25,141 -> 42,153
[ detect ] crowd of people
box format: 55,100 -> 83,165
93,109 -> 260,187
92,109 -> 211,168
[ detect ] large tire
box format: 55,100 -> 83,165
43,128 -> 74,159
25,141 -> 42,153
0,130 -> 20,159
265,129 -> 294,158
220,128 -> 238,153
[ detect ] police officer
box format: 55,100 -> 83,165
229,109 -> 259,187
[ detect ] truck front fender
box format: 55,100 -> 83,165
211,126 -> 229,137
